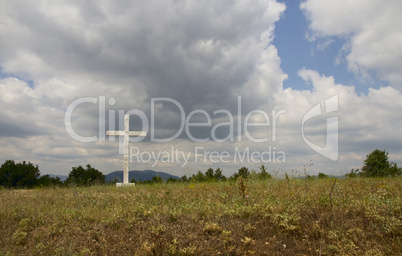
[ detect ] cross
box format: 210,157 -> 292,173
107,114 -> 147,186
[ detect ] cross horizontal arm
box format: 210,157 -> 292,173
128,131 -> 147,137
106,131 -> 147,137
106,131 -> 125,136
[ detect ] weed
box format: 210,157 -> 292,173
237,176 -> 248,199
0,177 -> 400,255
203,222 -> 222,235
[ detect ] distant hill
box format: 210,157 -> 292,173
105,170 -> 180,182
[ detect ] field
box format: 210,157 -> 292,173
0,177 -> 400,255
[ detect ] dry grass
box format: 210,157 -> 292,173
0,177 -> 400,255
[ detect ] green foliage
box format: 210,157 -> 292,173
345,168 -> 361,178
388,162 -> 402,176
38,175 -> 64,187
214,168 -> 226,181
318,172 -> 328,179
231,166 -> 250,180
205,168 -> 215,180
0,160 -> 40,188
180,175 -> 188,182
258,165 -> 272,180
65,164 -> 105,186
203,167 -> 226,182
238,167 -> 250,179
152,175 -> 163,184
166,177 -> 178,183
191,170 -> 206,182
133,175 -> 180,185
361,149 -> 401,177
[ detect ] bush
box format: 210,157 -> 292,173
152,175 -> 163,184
345,168 -> 361,178
238,167 -> 250,178
0,160 -> 40,188
388,162 -> 402,176
214,168 -> 226,181
180,175 -> 188,182
205,168 -> 215,180
361,149 -> 401,177
258,165 -> 272,180
191,171 -> 206,182
38,175 -> 64,187
65,164 -> 105,186
204,168 -> 226,182
166,177 -> 178,183
231,167 -> 250,180
317,172 -> 328,179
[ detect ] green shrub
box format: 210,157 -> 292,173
0,160 -> 40,188
361,149 -> 401,177
65,164 -> 105,186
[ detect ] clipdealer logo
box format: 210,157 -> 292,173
64,95 -> 339,165
64,96 -> 286,144
302,95 -> 338,161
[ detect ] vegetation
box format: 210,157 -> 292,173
346,149 -> 402,178
345,168 -> 360,178
318,172 -> 329,179
361,149 -> 401,177
0,161 -> 106,189
258,164 -> 272,180
0,177 -> 400,255
37,174 -> 64,187
0,150 -> 401,255
0,160 -> 40,188
65,164 -> 105,186
1,148 -> 399,189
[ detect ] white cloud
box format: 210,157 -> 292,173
0,0 -> 400,178
301,0 -> 402,86
0,0 -> 288,175
271,69 -> 402,173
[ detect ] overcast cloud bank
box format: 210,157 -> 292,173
0,0 -> 400,177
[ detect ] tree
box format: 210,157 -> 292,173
205,168 -> 215,180
152,175 -> 163,184
258,165 -> 272,180
318,172 -> 328,179
181,175 -> 188,182
238,167 -> 250,179
167,177 -> 178,183
0,160 -> 40,188
38,175 -> 64,187
214,168 -> 226,181
388,162 -> 402,176
65,164 -> 105,186
345,168 -> 361,178
231,167 -> 250,180
192,171 -> 206,182
361,149 -> 401,177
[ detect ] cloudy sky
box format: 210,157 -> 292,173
1,0 -> 401,177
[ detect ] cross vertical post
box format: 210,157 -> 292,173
123,114 -> 129,184
107,114 -> 147,187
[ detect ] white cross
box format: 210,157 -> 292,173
107,114 -> 147,186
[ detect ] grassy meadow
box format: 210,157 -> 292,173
0,177 -> 400,255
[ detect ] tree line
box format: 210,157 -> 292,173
0,161 -> 105,188
0,149 -> 400,188
133,149 -> 401,184
150,165 -> 273,185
